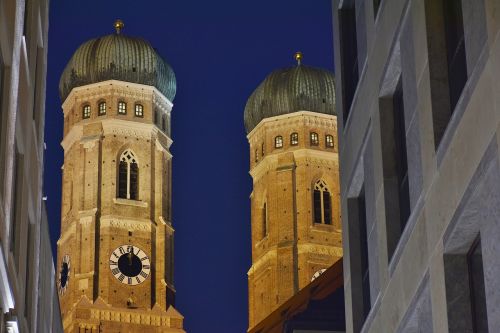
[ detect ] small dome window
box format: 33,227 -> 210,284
118,101 -> 127,115
290,132 -> 299,146
82,105 -> 91,119
275,136 -> 283,149
98,101 -> 106,116
135,104 -> 144,117
310,132 -> 319,146
326,135 -> 334,148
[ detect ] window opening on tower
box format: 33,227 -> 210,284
118,149 -> 139,200
313,180 -> 332,225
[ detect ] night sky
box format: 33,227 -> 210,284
44,1 -> 334,331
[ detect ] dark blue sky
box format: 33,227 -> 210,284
44,1 -> 334,331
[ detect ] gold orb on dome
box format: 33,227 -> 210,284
295,51 -> 303,65
114,19 -> 124,34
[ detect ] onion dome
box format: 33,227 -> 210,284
59,20 -> 176,102
244,52 -> 336,133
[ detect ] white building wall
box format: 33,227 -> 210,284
0,0 -> 62,331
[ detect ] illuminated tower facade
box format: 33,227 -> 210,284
56,21 -> 184,332
244,53 -> 342,329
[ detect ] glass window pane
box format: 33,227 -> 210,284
118,161 -> 128,199
313,190 -> 322,223
130,162 -> 139,200
323,191 -> 332,224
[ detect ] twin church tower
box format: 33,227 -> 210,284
56,21 -> 341,332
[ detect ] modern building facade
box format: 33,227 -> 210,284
56,22 -> 184,332
244,54 -> 342,330
0,0 -> 63,332
332,0 -> 500,332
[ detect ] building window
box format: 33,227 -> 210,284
135,104 -> 144,117
424,0 -> 468,148
347,186 -> 371,332
290,132 -> 299,146
310,132 -> 319,146
82,105 -> 91,119
254,149 -> 259,163
154,109 -> 159,124
379,77 -> 410,260
338,0 -> 359,123
274,136 -> 283,148
118,149 -> 139,200
98,102 -> 106,116
261,143 -> 265,157
373,0 -> 381,18
262,203 -> 268,238
326,134 -> 334,148
444,234 -> 488,333
162,116 -> 166,131
118,101 -> 127,115
313,180 -> 332,225
467,236 -> 488,333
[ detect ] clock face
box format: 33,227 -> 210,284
109,245 -> 150,286
311,268 -> 326,282
58,254 -> 70,295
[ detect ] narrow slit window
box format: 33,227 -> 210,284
254,149 -> 259,163
134,104 -> 144,117
262,203 -> 267,238
275,136 -> 283,148
154,109 -> 159,124
290,132 -> 299,146
82,105 -> 91,119
310,132 -> 319,146
326,134 -> 334,148
261,143 -> 265,157
118,149 -> 139,200
118,101 -> 127,115
98,102 -> 106,116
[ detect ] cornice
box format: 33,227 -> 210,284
297,243 -> 343,257
61,119 -> 173,153
100,216 -> 153,232
247,249 -> 277,276
249,148 -> 339,181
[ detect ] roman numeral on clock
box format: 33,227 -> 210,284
140,271 -> 148,278
118,274 -> 125,282
109,260 -> 117,266
142,265 -> 150,270
128,277 -> 132,285
111,268 -> 120,275
136,276 -> 141,284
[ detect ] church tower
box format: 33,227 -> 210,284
56,21 -> 184,332
244,53 -> 342,329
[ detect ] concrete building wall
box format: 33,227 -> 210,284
0,0 -> 62,331
332,0 -> 500,332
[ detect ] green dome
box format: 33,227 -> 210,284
59,33 -> 176,102
244,65 -> 336,133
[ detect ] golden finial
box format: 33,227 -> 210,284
295,51 -> 303,66
114,19 -> 124,34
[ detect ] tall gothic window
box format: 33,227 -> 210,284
274,136 -> 283,148
313,180 -> 332,225
290,132 -> 299,146
118,149 -> 139,200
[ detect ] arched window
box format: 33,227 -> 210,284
313,180 -> 332,225
118,101 -> 127,115
98,101 -> 106,116
135,104 -> 144,117
118,149 -> 139,200
275,136 -> 283,148
262,203 -> 268,238
82,105 -> 91,119
326,134 -> 334,148
290,132 -> 299,146
310,132 -> 319,146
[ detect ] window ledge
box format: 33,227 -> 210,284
113,198 -> 148,208
311,223 -> 336,232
